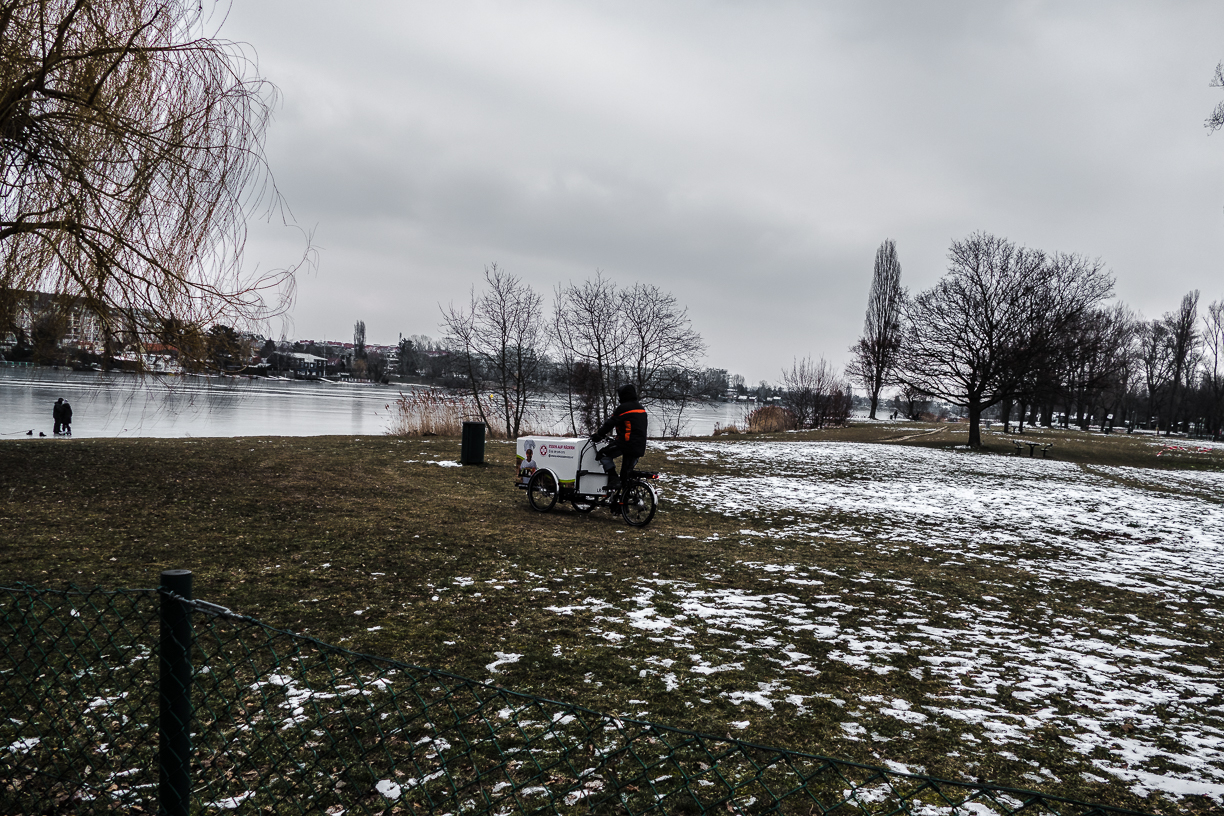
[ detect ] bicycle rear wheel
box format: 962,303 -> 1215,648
619,479 -> 657,527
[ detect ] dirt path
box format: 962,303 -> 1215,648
882,428 -> 943,443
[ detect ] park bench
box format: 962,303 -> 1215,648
1012,439 -> 1054,458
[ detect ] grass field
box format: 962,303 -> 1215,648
1,421 -> 1221,814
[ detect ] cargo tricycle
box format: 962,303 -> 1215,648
515,436 -> 659,526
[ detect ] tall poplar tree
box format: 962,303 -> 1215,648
847,239 -> 904,419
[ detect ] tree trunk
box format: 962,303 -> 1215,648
869,390 -> 879,420
968,400 -> 983,448
1166,383 -> 1179,437
1017,401 -> 1027,434
1001,399 -> 1012,434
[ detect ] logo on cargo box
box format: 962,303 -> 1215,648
539,445 -> 548,457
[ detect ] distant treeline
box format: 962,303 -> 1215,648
846,233 -> 1224,445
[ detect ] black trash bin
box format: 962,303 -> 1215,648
460,421 -> 486,465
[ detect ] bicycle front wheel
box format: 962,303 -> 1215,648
527,469 -> 559,512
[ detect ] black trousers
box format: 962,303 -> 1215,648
597,442 -> 638,481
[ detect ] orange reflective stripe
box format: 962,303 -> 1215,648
621,409 -> 646,414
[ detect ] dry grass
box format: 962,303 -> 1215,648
1,425 -> 1219,814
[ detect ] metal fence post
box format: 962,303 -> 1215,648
159,569 -> 193,816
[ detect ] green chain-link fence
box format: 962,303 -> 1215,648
1,576 -> 1154,816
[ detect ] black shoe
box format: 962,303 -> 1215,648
605,475 -> 621,492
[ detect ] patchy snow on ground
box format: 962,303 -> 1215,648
659,440 -> 1224,599
553,441 -> 1224,804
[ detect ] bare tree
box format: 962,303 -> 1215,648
1161,290 -> 1201,435
1058,303 -> 1136,430
353,320 -> 367,360
899,233 -> 1112,447
1111,319 -> 1146,430
781,356 -> 843,429
1138,317 -> 1174,430
552,273 -> 626,431
0,0 -> 305,362
552,273 -> 705,434
442,264 -> 546,438
364,349 -> 388,383
1202,299 -> 1224,438
892,383 -> 931,421
847,239 -> 904,419
620,282 -> 705,435
620,283 -> 706,402
780,357 -> 819,429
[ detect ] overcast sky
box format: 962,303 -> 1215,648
225,1 -> 1224,384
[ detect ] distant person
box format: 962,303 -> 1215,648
53,398 -> 64,434
592,383 -> 648,494
61,400 -> 72,435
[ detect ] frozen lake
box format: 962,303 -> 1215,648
0,368 -> 748,439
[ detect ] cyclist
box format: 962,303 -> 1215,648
592,383 -> 648,495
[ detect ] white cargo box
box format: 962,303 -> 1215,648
516,436 -> 607,491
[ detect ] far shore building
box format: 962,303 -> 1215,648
1,289 -> 250,369
1,291 -> 111,356
286,352 -> 326,379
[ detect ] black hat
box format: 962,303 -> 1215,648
617,383 -> 637,402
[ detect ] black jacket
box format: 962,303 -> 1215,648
597,399 -> 648,458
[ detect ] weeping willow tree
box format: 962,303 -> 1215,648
0,0 -> 302,362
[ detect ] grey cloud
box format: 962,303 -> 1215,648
229,1 -> 1224,381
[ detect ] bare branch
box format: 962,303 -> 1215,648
1,0 -> 308,363
898,232 -> 1113,446
441,264 -> 546,438
1209,61 -> 1224,133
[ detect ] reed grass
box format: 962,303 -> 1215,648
387,389 -> 552,438
714,404 -> 795,435
746,404 -> 794,432
386,389 -> 476,437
